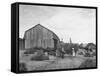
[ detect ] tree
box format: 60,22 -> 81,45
63,43 -> 73,55
79,43 -> 84,49
63,43 -> 79,55
72,44 -> 79,54
85,43 -> 96,52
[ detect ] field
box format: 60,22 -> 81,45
19,50 -> 96,71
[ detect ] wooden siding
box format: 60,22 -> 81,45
24,24 -> 60,50
19,38 -> 25,50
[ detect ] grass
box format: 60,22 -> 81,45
19,63 -> 27,71
79,59 -> 96,68
19,50 -> 96,71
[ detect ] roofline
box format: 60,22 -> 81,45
24,24 -> 60,40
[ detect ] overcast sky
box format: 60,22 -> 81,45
19,5 -> 96,44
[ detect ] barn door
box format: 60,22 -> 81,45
53,38 -> 58,50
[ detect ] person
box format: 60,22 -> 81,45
58,46 -> 65,58
56,41 -> 65,58
72,48 -> 75,56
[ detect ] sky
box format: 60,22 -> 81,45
19,5 -> 96,44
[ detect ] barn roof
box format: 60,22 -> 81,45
24,24 -> 60,40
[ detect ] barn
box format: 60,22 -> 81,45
23,24 -> 60,53
19,38 -> 25,50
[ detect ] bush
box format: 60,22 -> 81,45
24,49 -> 36,54
48,51 -> 56,56
92,52 -> 96,56
84,52 -> 92,57
30,55 -> 49,61
24,51 -> 34,54
19,63 -> 27,71
78,52 -> 84,55
79,59 -> 96,68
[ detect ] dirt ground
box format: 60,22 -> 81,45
20,52 -> 95,71
19,50 -> 96,71
30,56 -> 85,71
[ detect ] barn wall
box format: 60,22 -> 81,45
24,25 -> 59,49
19,38 -> 25,50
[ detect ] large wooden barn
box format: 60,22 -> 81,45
23,24 -> 60,52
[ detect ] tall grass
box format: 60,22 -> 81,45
79,59 -> 96,68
